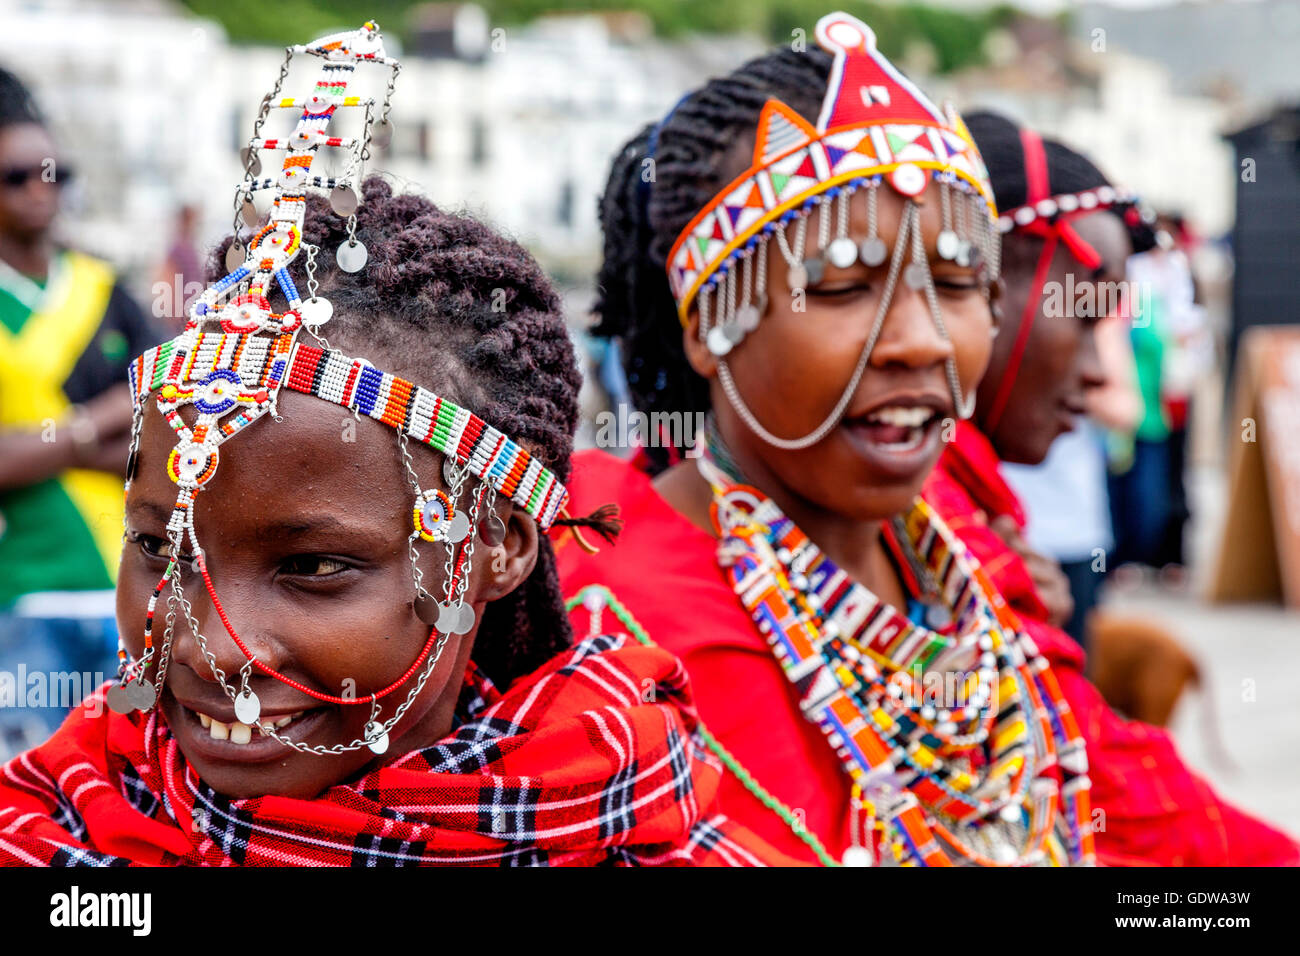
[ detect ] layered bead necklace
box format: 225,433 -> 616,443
694,428 -> 1095,866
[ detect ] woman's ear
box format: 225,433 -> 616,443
476,500 -> 538,604
681,307 -> 719,380
988,275 -> 1006,330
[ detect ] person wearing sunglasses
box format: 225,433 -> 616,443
0,67 -> 159,759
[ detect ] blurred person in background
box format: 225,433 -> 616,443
0,67 -> 158,758
153,203 -> 204,334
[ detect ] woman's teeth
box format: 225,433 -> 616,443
196,709 -> 304,743
865,405 -> 934,428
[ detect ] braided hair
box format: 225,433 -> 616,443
594,47 -> 833,472
0,67 -> 43,130
962,110 -> 1157,273
209,175 -> 582,688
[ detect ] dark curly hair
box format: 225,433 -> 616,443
0,67 -> 43,130
593,46 -> 833,472
209,175 -> 582,688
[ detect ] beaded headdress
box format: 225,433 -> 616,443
664,12 -> 1000,449
108,22 -> 568,758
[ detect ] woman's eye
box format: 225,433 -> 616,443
133,533 -> 188,562
807,283 -> 870,299
933,278 -> 980,294
281,556 -> 350,577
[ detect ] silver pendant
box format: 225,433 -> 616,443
126,679 -> 156,712
225,242 -> 247,273
859,237 -> 887,267
234,688 -> 261,725
364,721 -> 389,755
106,682 -> 134,714
903,262 -> 927,290
937,230 -> 960,261
239,146 -> 262,177
827,237 -> 858,270
480,511 -> 507,547
370,118 -> 393,149
706,326 -> 733,357
722,320 -> 745,344
240,198 -> 260,228
455,602 -> 476,635
415,591 -> 441,626
447,511 -> 471,544
802,256 -> 824,287
435,601 -> 461,634
925,602 -> 952,629
299,297 -> 333,328
336,239 -> 368,273
955,241 -> 972,268
330,183 -> 360,217
735,304 -> 761,333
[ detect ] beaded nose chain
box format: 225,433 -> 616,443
665,13 -> 1000,452
107,22 -> 569,758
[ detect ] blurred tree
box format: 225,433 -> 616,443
179,0 -> 1021,74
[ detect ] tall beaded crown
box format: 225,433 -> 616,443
666,12 -> 996,326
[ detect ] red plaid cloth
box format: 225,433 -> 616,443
925,423 -> 1300,866
0,635 -> 791,866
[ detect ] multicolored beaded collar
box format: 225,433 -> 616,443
108,22 -> 566,760
691,439 -> 1095,866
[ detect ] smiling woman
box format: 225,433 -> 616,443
0,21 -> 786,867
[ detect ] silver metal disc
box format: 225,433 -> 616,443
828,237 -> 858,270
370,118 -> 393,149
126,679 -> 156,711
904,262 -> 927,290
859,237 -> 887,267
447,511 -> 471,544
735,304 -> 760,333
436,601 -> 460,634
239,147 -> 262,178
454,602 -> 476,635
234,688 -> 261,725
722,320 -> 745,344
330,183 -> 360,217
106,682 -> 134,714
365,721 -> 389,755
480,513 -> 506,547
225,242 -> 247,273
937,230 -> 960,261
415,591 -> 441,626
955,240 -> 973,268
299,297 -> 333,328
336,239 -> 368,273
240,198 -> 260,229
706,326 -> 733,357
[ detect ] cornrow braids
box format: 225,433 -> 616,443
208,175 -> 582,688
594,47 -> 833,472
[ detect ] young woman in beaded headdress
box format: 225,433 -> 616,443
0,23 -> 785,867
560,12 -> 1297,866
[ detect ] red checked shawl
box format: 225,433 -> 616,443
0,635 -> 790,866
557,448 -> 1300,866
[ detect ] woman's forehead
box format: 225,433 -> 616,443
131,389 -> 418,516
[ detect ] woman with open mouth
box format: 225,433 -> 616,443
560,11 -> 1294,866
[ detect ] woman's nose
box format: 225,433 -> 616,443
868,283 -> 954,370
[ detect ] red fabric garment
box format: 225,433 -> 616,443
557,448 -> 1300,866
925,423 -> 1300,866
0,635 -> 793,867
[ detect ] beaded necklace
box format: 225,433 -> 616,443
690,434 -> 1095,866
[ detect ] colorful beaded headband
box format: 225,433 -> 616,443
665,11 -> 997,326
109,22 -> 565,759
